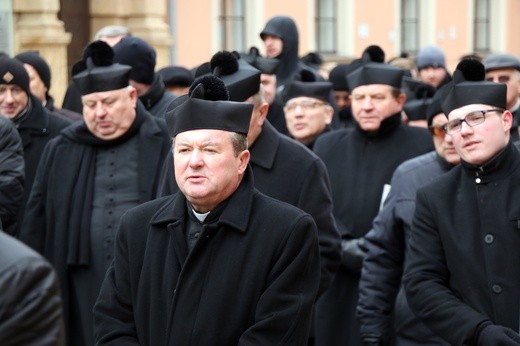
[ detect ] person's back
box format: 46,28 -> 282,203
0,222 -> 65,345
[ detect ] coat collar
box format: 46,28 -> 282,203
151,165 -> 256,233
249,121 -> 280,169
139,74 -> 166,110
462,139 -> 520,181
17,95 -> 50,132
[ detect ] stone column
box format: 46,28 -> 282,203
13,0 -> 72,107
90,0 -> 173,69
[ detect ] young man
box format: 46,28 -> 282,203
404,60 -> 520,345
93,76 -> 321,344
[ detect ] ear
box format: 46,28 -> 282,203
237,149 -> 250,174
324,105 -> 334,125
503,110 -> 513,132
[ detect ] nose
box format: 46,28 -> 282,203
361,97 -> 374,110
3,89 -> 15,102
459,120 -> 473,135
94,102 -> 107,117
188,150 -> 203,167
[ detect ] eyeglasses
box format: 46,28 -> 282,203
284,100 -> 325,112
442,109 -> 504,134
428,125 -> 446,138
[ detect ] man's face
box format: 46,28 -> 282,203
82,87 -> 137,140
174,129 -> 250,213
447,104 -> 511,166
0,84 -> 29,119
262,34 -> 283,58
430,113 -> 460,165
350,84 -> 406,132
23,64 -> 48,103
418,66 -> 446,88
485,68 -> 520,110
260,73 -> 277,105
284,97 -> 333,145
334,90 -> 350,110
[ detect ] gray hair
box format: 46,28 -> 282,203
95,25 -> 131,40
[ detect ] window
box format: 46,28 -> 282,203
474,0 -> 490,53
219,0 -> 246,51
401,0 -> 419,54
316,0 -> 336,54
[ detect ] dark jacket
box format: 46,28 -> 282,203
404,140 -> 520,345
19,105 -> 170,343
357,151 -> 452,345
93,167 -> 321,345
0,116 -> 24,233
139,74 -> 177,119
45,96 -> 83,122
14,95 -> 71,235
158,121 -> 341,297
312,113 -> 433,346
0,230 -> 65,345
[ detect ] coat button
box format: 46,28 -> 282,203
475,178 -> 481,183
492,284 -> 502,294
484,234 -> 494,244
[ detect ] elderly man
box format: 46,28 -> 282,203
93,75 -> 321,345
483,53 -> 520,141
313,61 -> 433,346
0,58 -> 71,234
283,70 -> 334,149
159,51 -> 341,298
357,82 -> 459,345
19,41 -> 171,346
404,60 -> 520,345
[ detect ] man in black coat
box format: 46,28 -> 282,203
312,61 -> 433,346
403,60 -> 520,345
0,116 -> 24,233
93,75 -> 321,345
0,57 -> 71,235
19,41 -> 171,346
158,51 -> 341,297
356,87 -> 459,345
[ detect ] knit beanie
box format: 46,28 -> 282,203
0,58 -> 31,95
15,51 -> 51,90
112,36 -> 156,85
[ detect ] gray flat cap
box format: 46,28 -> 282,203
483,53 -> 520,72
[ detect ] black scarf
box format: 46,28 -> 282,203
62,107 -> 146,266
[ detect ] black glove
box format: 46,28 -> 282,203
361,333 -> 386,346
477,324 -> 520,345
341,238 -> 368,273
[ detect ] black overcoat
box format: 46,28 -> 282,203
404,140 -> 520,345
19,108 -> 170,341
93,168 -> 321,345
312,113 -> 433,346
158,121 -> 341,296
14,95 -> 71,234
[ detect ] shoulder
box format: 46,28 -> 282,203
313,128 -> 351,153
252,190 -> 315,225
0,232 -> 49,272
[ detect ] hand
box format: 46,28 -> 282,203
477,324 -> 520,345
341,238 -> 368,272
361,333 -> 386,346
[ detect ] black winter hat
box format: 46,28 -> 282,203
0,58 -> 31,95
169,75 -> 252,137
347,62 -> 404,90
240,47 -> 279,75
112,36 -> 156,85
209,51 -> 260,102
73,41 -> 131,95
283,69 -> 332,103
158,66 -> 194,87
15,51 -> 51,90
442,59 -> 506,116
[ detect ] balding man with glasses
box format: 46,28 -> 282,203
404,59 -> 520,345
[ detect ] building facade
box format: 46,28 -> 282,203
5,0 -> 520,106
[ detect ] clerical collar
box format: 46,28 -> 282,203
192,209 -> 210,223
